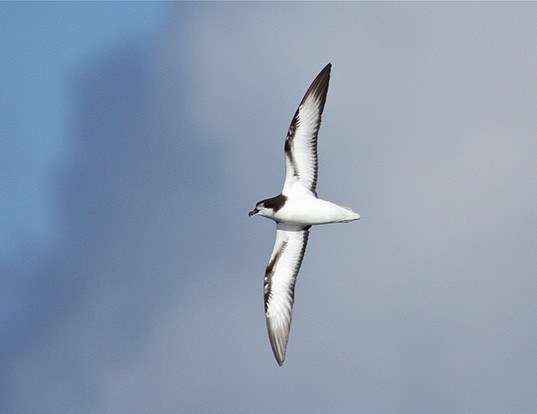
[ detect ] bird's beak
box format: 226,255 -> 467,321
249,208 -> 259,217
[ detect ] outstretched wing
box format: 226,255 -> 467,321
264,223 -> 310,366
283,63 -> 331,196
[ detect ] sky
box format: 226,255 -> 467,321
1,3 -> 536,413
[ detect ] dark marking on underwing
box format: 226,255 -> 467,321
282,64 -> 331,193
264,228 -> 310,314
285,109 -> 300,178
264,240 -> 287,312
286,108 -> 299,140
284,139 -> 291,153
285,142 -> 300,178
287,229 -> 309,305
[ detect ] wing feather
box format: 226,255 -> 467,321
264,224 -> 310,366
283,63 -> 331,196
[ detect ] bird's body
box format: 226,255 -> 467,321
249,63 -> 359,366
268,189 -> 359,226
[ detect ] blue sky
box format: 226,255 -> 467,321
1,3 -> 536,413
1,3 -> 165,262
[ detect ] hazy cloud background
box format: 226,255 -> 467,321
2,3 -> 536,413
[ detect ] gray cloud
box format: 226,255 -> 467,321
2,4 -> 536,414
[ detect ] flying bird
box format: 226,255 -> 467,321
249,63 -> 360,366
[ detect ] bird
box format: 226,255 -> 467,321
249,63 -> 360,366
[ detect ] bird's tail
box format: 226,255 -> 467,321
338,206 -> 360,222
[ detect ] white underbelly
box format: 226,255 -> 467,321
275,197 -> 359,225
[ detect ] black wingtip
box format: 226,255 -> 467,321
273,344 -> 286,367
317,62 -> 331,78
299,63 -> 331,110
318,63 -> 331,77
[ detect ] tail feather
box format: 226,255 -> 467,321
339,206 -> 360,222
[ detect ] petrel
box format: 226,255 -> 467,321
249,63 -> 360,366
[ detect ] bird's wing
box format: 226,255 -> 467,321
282,63 -> 331,196
264,223 -> 310,366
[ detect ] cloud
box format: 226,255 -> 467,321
2,4 -> 536,414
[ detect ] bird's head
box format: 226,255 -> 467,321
249,200 -> 272,218
249,195 -> 286,219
